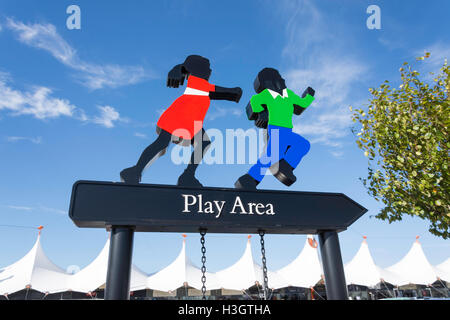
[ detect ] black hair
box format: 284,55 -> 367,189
254,68 -> 286,94
182,55 -> 212,81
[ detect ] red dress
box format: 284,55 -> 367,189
157,75 -> 215,140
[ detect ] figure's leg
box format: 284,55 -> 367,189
235,127 -> 278,190
269,127 -> 298,186
235,156 -> 269,189
247,151 -> 272,183
177,129 -> 211,187
284,132 -> 311,169
120,130 -> 172,184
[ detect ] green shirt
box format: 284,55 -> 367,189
250,88 -> 315,128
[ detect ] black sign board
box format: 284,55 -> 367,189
69,180 -> 367,234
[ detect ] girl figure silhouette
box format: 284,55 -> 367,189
120,55 -> 242,187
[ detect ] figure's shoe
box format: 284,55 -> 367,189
120,166 -> 141,184
177,171 -> 203,187
269,159 -> 297,186
235,174 -> 260,190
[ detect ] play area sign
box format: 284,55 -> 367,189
70,181 -> 367,235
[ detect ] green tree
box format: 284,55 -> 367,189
351,53 -> 449,238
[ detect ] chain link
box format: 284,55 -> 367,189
200,229 -> 207,300
259,230 -> 269,300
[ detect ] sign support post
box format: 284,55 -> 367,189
105,226 -> 135,300
318,231 -> 348,300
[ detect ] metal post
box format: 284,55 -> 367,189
105,227 -> 135,300
318,231 -> 348,300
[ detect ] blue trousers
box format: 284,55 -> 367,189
248,125 -> 310,182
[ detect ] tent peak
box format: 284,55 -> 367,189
308,237 -> 318,249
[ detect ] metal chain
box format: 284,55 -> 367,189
259,230 -> 269,300
200,229 -> 207,300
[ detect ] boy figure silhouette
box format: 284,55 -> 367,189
235,68 -> 315,190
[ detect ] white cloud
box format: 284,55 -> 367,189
281,0 -> 327,62
206,106 -> 243,121
39,206 -> 66,215
416,42 -> 450,74
331,151 -> 344,158
6,136 -> 42,144
285,57 -> 367,110
93,106 -> 122,128
7,205 -> 33,211
6,18 -> 76,64
5,204 -> 66,215
378,36 -> 405,51
0,73 -> 76,119
6,18 -> 151,90
293,107 -> 353,148
279,0 -> 368,150
134,132 -> 148,139
0,71 -> 123,128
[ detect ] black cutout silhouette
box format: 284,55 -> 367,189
121,55 -> 242,187
236,68 -> 315,189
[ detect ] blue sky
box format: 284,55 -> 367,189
0,0 -> 449,276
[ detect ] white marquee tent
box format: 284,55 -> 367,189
139,235 -> 220,292
1,230 -> 449,296
385,237 -> 440,286
67,235 -> 147,293
0,229 -> 70,295
274,235 -> 323,289
215,236 -> 286,291
435,258 -> 450,282
66,237 -> 110,293
344,237 -> 398,287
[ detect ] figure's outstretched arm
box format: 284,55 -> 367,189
209,86 -> 242,102
246,92 -> 269,128
246,101 -> 268,129
293,87 -> 315,116
167,64 -> 188,88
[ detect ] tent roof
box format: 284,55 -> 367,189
1,231 -> 449,295
275,235 -> 323,289
434,258 -> 450,282
344,237 -> 398,287
145,236 -> 220,292
0,232 -> 70,295
67,235 -> 147,293
385,238 -> 439,286
215,236 -> 285,291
